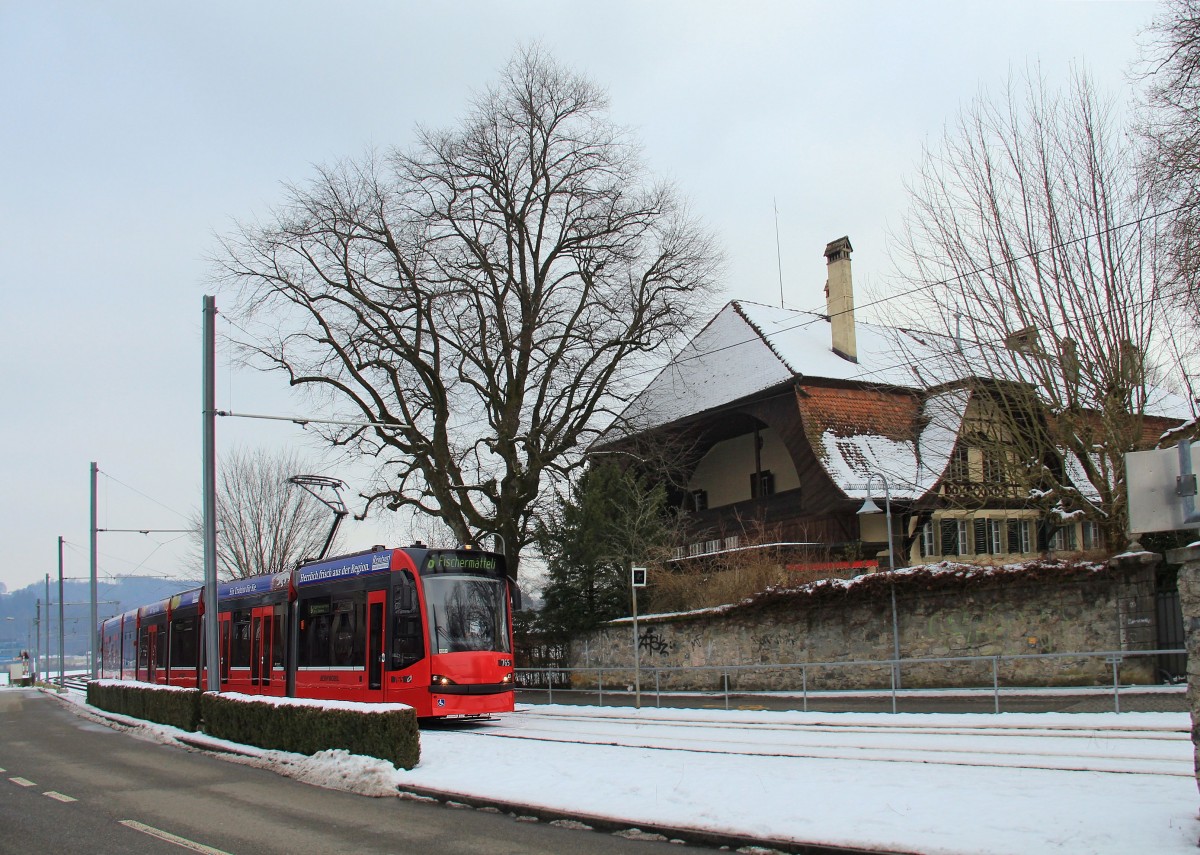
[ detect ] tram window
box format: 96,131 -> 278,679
330,597 -> 365,668
299,596 -> 332,668
123,627 -> 137,673
170,618 -> 197,668
156,628 -> 169,669
391,574 -> 424,669
138,631 -> 149,669
230,610 -> 252,668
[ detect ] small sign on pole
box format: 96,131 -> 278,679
631,566 -> 647,587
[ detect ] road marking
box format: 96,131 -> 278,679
9,777 -> 36,787
118,820 -> 234,855
44,791 -> 77,803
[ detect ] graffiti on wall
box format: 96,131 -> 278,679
638,627 -> 674,656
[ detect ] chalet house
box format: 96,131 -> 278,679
600,238 -> 1188,577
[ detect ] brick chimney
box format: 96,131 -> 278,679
823,236 -> 856,363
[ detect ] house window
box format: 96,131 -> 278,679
1007,519 -> 1032,554
723,535 -> 740,550
940,519 -> 960,555
920,523 -> 934,557
948,444 -> 969,482
750,470 -> 775,499
958,520 -> 970,554
1051,525 -> 1078,552
1081,521 -> 1101,550
989,519 -> 1003,554
690,489 -> 708,512
704,539 -> 722,554
982,449 -> 1004,484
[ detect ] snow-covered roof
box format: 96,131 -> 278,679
618,299 -> 1191,432
619,301 -> 933,432
817,388 -> 968,501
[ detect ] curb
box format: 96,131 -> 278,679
388,784 -> 912,855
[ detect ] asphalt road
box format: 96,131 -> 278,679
0,690 -> 716,855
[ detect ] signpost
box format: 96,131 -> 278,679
631,566 -> 646,709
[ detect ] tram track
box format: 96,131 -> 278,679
451,706 -> 1195,777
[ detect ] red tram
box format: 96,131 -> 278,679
97,544 -> 516,718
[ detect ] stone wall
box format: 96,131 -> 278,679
572,557 -> 1159,691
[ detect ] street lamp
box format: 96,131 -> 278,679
856,471 -> 902,711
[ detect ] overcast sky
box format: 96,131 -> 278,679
0,1 -> 1161,596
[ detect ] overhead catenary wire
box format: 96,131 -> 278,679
97,468 -> 192,522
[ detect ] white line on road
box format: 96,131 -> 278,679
43,791 -> 77,803
118,820 -> 234,855
9,777 -> 36,787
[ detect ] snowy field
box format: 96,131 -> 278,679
52,691 -> 1200,855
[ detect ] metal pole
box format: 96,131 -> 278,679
44,573 -> 50,679
202,295 -> 221,695
57,536 -> 65,692
632,581 -> 641,709
880,475 -> 901,697
90,461 -> 98,679
34,600 -> 40,683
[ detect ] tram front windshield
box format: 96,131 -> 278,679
423,574 -> 511,654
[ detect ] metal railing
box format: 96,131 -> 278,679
516,648 -> 1187,714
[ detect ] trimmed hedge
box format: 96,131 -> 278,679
86,680 -> 202,732
85,682 -> 420,771
200,693 -> 420,771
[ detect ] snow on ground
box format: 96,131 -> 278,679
49,690 -> 1200,855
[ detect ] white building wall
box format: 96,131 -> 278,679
688,428 -> 800,508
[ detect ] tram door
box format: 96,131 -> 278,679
146,626 -> 159,683
366,590 -> 386,697
218,614 -> 231,684
250,605 -> 274,688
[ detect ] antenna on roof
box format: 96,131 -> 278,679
774,198 -> 785,309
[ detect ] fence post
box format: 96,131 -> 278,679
598,669 -> 603,706
655,669 -> 661,708
802,664 -> 808,713
992,656 -> 1000,714
724,670 -> 730,710
1108,656 -> 1121,714
548,668 -> 553,705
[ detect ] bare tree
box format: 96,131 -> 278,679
216,47 -> 720,581
191,447 -> 342,580
887,69 -> 1170,549
1139,0 -> 1200,318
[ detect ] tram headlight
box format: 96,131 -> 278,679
431,674 -> 455,687
501,673 -> 514,684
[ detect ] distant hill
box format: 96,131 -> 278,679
0,576 -> 201,660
